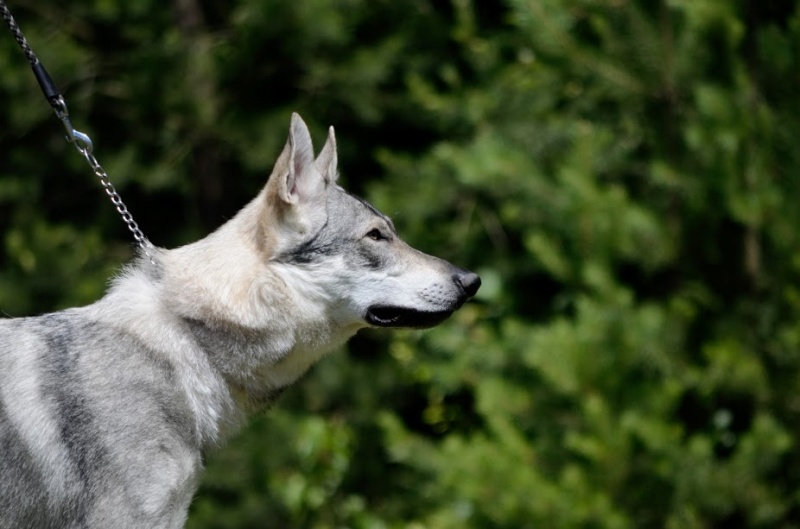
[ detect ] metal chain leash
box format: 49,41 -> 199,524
0,0 -> 155,263
76,143 -> 151,252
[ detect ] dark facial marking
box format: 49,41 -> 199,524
279,238 -> 340,265
276,217 -> 336,265
353,243 -> 386,270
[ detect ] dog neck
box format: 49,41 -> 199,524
156,202 -> 362,409
96,197 -> 363,445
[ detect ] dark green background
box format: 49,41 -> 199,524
2,1 -> 800,527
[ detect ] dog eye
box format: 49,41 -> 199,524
366,228 -> 386,241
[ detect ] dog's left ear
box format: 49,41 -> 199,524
267,113 -> 328,209
284,112 -> 322,205
315,126 -> 339,184
264,113 -> 331,234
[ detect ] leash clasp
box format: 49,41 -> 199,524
53,95 -> 93,155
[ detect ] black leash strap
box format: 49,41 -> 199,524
0,2 -> 60,107
1,0 -> 154,260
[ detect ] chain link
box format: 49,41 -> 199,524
75,144 -> 155,264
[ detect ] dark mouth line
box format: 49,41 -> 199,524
365,305 -> 455,329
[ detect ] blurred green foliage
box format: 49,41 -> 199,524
2,0 -> 800,527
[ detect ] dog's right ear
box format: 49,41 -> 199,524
315,126 -> 339,184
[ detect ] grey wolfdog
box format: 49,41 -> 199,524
0,114 -> 480,528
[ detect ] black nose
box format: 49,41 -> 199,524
454,271 -> 481,298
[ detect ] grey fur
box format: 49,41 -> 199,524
0,114 -> 479,528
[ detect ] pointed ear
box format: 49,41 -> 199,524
277,112 -> 317,205
315,126 -> 339,184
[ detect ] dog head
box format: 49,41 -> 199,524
262,114 -> 480,330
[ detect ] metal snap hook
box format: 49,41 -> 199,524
53,96 -> 94,154
70,128 -> 94,155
